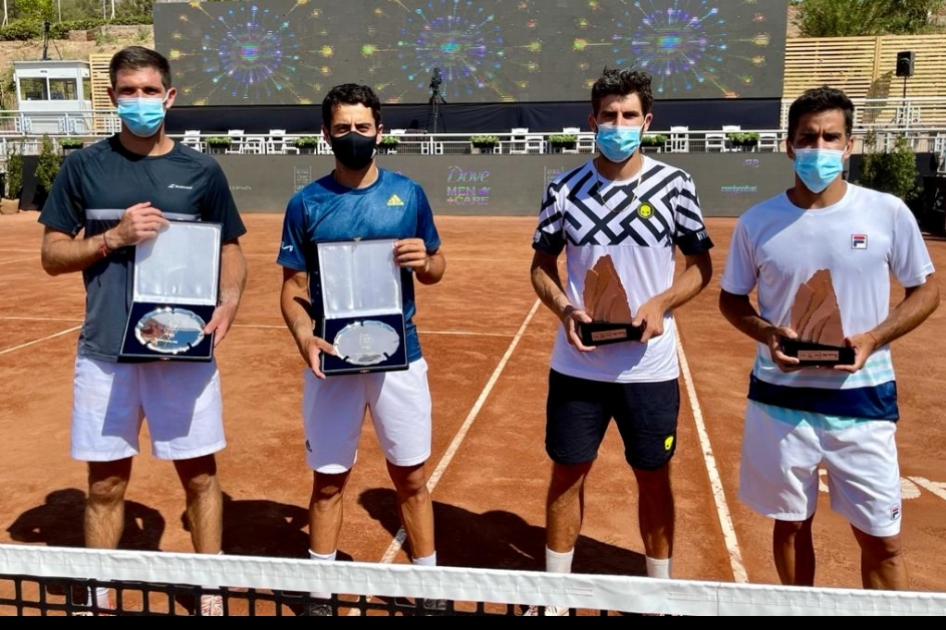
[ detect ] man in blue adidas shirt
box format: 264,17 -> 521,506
719,86 -> 939,590
38,46 -> 247,616
278,83 -> 445,615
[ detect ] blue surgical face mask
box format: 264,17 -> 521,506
595,124 -> 642,163
793,147 -> 846,193
117,96 -> 168,138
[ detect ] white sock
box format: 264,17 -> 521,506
411,551 -> 437,567
645,556 -> 672,579
87,586 -> 110,608
545,547 -> 574,574
309,549 -> 337,600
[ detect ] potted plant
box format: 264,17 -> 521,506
641,134 -> 667,152
379,135 -> 400,154
293,136 -> 320,155
59,137 -> 84,156
727,132 -> 759,151
549,134 -> 578,152
34,134 -> 63,210
205,136 -> 232,154
1,140 -> 23,214
470,135 -> 499,153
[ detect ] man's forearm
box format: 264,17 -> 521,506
415,251 -> 446,285
218,241 -> 247,307
871,278 -> 940,346
41,230 -> 112,276
719,291 -> 774,344
658,253 -> 712,313
531,257 -> 569,320
280,282 -> 316,349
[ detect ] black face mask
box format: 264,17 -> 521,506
330,131 -> 377,171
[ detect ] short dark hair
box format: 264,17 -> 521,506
591,68 -> 654,116
787,86 -> 855,141
109,46 -> 172,90
321,83 -> 382,129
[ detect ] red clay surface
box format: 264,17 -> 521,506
1,210 -> 945,614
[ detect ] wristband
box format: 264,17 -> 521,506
99,232 -> 113,258
866,331 -> 880,347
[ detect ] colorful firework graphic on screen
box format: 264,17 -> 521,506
574,0 -> 775,98
363,0 -> 541,103
153,0 -> 788,105
163,1 -> 336,105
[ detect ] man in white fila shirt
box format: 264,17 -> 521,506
719,86 -> 939,589
528,68 -> 714,615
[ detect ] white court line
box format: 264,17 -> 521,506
0,326 -> 81,356
0,257 -> 36,266
347,299 -> 541,614
376,298 -> 542,566
0,316 -> 82,322
909,477 -> 946,503
675,325 -> 749,584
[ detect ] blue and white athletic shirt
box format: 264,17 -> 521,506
533,156 -> 713,384
277,169 -> 441,363
38,136 -> 247,362
720,183 -> 935,421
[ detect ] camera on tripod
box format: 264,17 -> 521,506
429,68 -> 443,93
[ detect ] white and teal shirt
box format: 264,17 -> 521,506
720,183 -> 935,421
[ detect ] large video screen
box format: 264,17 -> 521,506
154,0 -> 789,107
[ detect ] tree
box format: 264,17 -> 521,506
857,132 -> 920,203
35,133 -> 63,198
794,0 -> 946,37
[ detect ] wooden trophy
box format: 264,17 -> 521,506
779,269 -> 855,366
578,254 -> 644,347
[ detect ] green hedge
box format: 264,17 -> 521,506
0,16 -> 153,42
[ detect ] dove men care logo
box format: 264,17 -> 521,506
445,166 -> 491,206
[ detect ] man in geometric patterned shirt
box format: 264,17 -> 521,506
528,68 -> 714,614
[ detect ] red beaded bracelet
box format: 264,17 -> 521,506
99,232 -> 113,258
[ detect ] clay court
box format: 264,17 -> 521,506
2,210 -> 946,611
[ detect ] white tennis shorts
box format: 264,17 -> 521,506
302,358 -> 432,474
739,400 -> 902,538
71,356 -> 225,462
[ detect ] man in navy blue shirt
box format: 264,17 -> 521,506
38,46 -> 247,616
278,83 -> 446,615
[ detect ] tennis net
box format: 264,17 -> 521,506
2,543 -> 946,616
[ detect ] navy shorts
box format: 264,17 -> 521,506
545,370 -> 680,470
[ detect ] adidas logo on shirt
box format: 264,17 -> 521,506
387,194 -> 405,206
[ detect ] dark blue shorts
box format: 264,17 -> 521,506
545,370 -> 680,470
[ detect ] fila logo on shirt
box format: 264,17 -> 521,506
851,234 -> 868,250
387,194 -> 405,206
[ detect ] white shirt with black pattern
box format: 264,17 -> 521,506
533,156 -> 713,383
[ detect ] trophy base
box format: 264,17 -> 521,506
320,314 -> 409,376
780,338 -> 855,367
120,302 -> 216,362
579,321 -> 644,347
